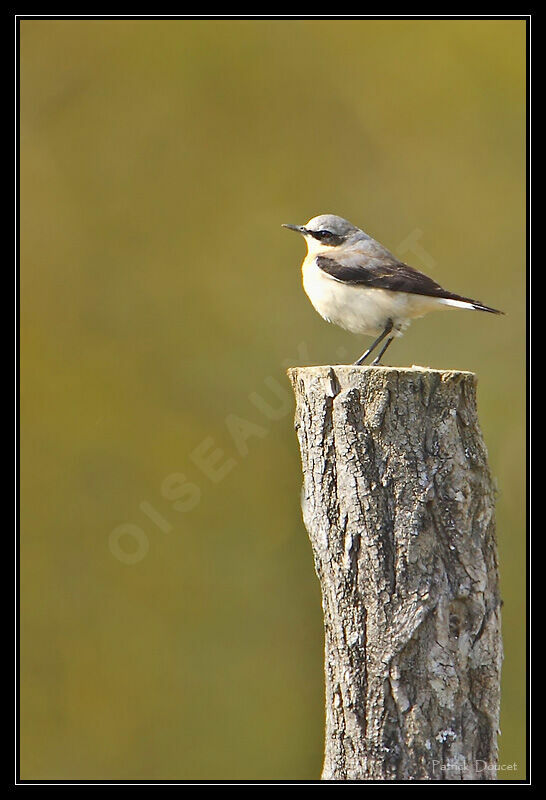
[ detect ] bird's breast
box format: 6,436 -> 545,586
301,256 -> 438,336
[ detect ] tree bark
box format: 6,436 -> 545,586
288,365 -> 502,782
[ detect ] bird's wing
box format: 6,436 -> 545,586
316,254 -> 502,313
316,254 -> 449,298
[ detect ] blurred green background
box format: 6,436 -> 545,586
20,19 -> 526,780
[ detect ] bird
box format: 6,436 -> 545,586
282,214 -> 503,365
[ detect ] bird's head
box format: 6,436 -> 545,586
282,214 -> 367,255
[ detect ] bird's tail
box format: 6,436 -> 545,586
440,295 -> 504,314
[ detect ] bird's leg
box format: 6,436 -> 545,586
354,320 -> 394,366
371,336 -> 394,366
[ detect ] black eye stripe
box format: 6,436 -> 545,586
310,230 -> 343,245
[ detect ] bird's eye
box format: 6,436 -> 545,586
309,229 -> 343,244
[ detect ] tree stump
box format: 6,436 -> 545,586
288,365 -> 502,782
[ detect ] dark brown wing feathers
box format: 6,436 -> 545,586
316,255 -> 502,314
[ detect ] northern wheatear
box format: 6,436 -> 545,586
283,214 -> 502,365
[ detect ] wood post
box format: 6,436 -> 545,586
288,365 -> 502,782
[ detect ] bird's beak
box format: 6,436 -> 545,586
282,223 -> 307,235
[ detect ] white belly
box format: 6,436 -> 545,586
302,258 -> 441,337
